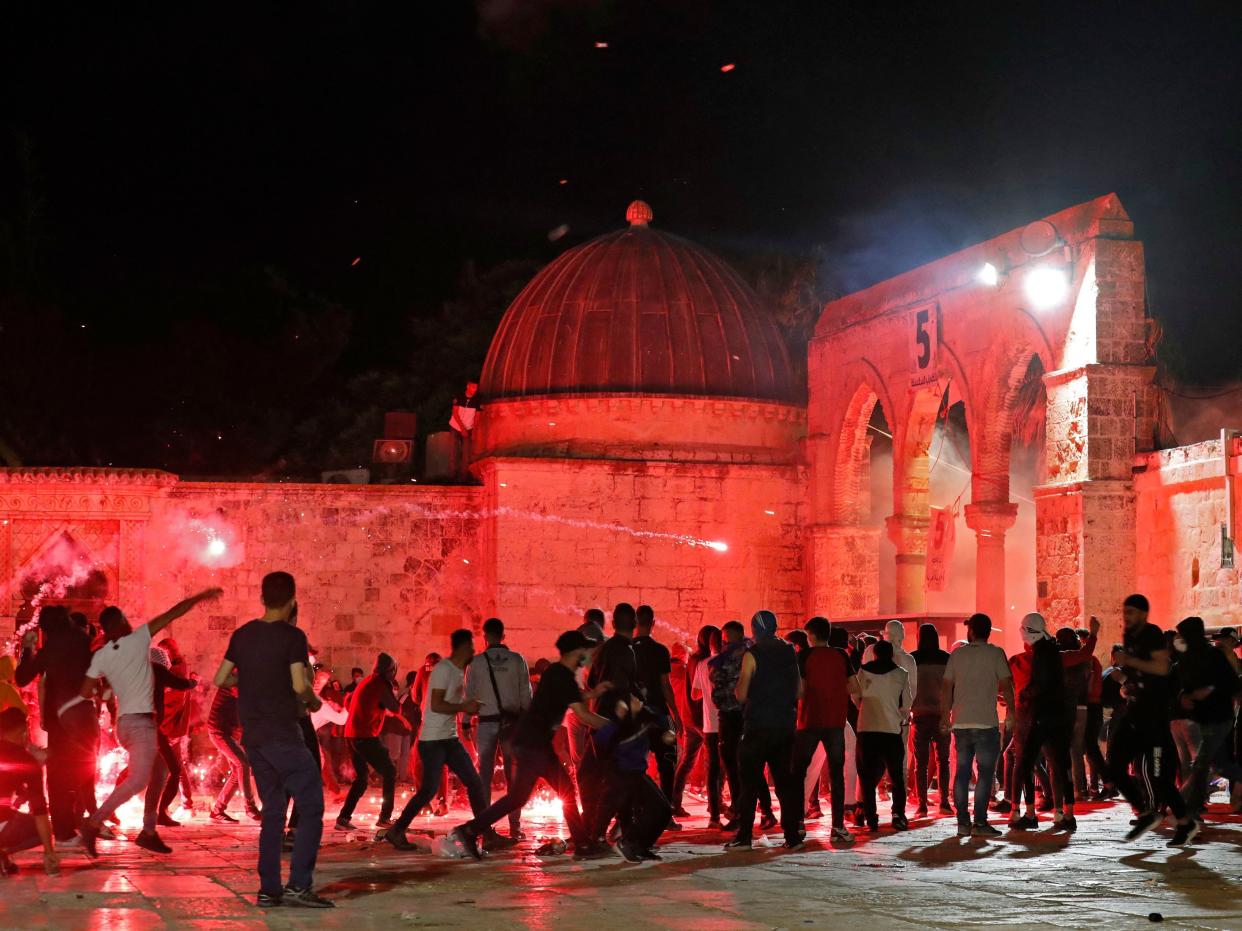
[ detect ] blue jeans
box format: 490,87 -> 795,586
91,713 -> 159,833
475,722 -> 521,832
245,741 -> 324,896
953,726 -> 1001,827
393,738 -> 487,833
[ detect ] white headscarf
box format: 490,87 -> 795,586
1020,612 -> 1050,646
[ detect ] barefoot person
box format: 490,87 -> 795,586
213,572 -> 332,909
77,588 -> 222,857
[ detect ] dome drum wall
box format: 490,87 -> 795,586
471,394 -> 806,465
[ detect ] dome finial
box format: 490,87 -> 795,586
626,200 -> 653,227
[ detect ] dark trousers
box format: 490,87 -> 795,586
858,731 -> 905,824
719,709 -> 771,815
794,727 -> 846,828
734,727 -> 801,843
672,726 -> 704,809
290,717 -> 321,832
338,736 -> 395,823
47,703 -> 99,841
913,714 -> 951,806
1082,704 -> 1108,792
210,728 -> 257,811
245,740 -> 324,895
703,732 -> 724,819
0,810 -> 41,854
1184,718 -> 1242,817
648,712 -> 677,801
145,731 -> 183,825
595,770 -> 671,851
465,742 -> 588,846
394,739 -> 487,832
1107,712 -> 1187,819
1013,715 -> 1073,810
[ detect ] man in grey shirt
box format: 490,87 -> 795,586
940,613 -> 1015,838
466,617 -> 532,838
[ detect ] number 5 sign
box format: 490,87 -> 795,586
909,303 -> 939,386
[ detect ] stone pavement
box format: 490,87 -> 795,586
1,793 -> 1238,931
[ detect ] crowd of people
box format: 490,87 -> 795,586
1,574 -> 1240,911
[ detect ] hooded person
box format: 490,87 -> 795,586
849,640 -> 911,832
865,621 -> 917,771
335,651 -> 403,831
1008,612 -> 1075,831
723,610 -> 805,850
910,624 -> 952,816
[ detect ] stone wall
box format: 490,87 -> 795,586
477,457 -> 807,656
1134,439 -> 1242,629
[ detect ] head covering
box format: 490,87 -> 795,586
751,610 -> 778,640
1020,612 -> 1051,646
884,619 -> 906,647
1123,594 -> 1150,613
1176,616 -> 1206,641
150,646 -> 171,668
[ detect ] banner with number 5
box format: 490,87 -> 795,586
909,302 -> 939,386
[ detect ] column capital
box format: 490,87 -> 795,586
964,501 -> 1018,537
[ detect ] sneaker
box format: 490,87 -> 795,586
673,807 -> 691,819
723,836 -> 752,849
783,831 -> 807,850
78,823 -> 100,858
482,829 -> 519,851
915,805 -> 928,818
852,806 -> 866,827
939,802 -> 954,816
449,826 -> 482,861
1125,811 -> 1161,842
617,841 -> 643,863
891,815 -> 909,832
282,885 -> 334,908
97,824 -> 117,841
335,819 -> 359,832
804,806 -> 824,821
156,813 -> 181,828
1050,814 -> 1077,833
665,819 -> 683,832
991,799 -> 1012,814
245,806 -> 262,821
707,818 -> 724,830
971,823 -> 1002,837
759,812 -> 778,831
830,826 -> 855,845
1011,815 -> 1039,831
956,823 -> 973,837
720,819 -> 739,833
256,891 -> 282,908
572,841 -> 613,860
375,818 -> 394,830
135,831 -> 172,854
639,848 -> 663,861
864,819 -> 880,833
431,801 -> 448,817
1168,820 -> 1202,848
209,809 -> 238,824
383,827 -> 418,851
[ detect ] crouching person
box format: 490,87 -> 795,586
0,707 -> 60,877
590,695 -> 674,863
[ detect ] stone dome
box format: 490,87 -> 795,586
478,202 -> 797,404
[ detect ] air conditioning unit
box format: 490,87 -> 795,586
373,439 -> 413,464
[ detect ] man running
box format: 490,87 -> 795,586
451,630 -> 611,859
1108,594 -> 1197,846
77,588 -> 221,857
336,652 -> 401,832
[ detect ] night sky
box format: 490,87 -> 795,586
3,3 -> 1240,473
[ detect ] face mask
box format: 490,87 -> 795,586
577,653 -> 589,669
1173,637 -> 1188,653
1021,627 -> 1043,646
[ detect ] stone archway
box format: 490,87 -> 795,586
807,194 -> 1155,640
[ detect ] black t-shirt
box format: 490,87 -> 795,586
587,635 -> 639,707
632,635 -> 672,711
224,619 -> 311,747
513,661 -> 582,748
1122,622 -> 1170,717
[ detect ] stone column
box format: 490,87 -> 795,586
964,501 -> 1018,625
886,512 -> 928,614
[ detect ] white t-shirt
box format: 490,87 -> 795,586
86,623 -> 154,717
854,665 -> 910,735
419,659 -> 465,742
693,658 -> 719,734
